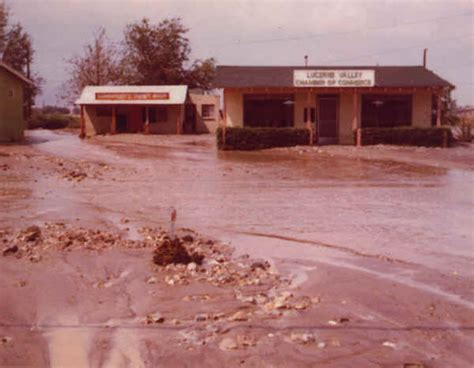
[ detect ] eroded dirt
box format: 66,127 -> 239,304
1,130 -> 473,367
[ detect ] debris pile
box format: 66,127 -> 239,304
152,236 -> 204,266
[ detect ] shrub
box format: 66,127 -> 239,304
357,127 -> 453,147
217,127 -> 311,150
28,113 -> 79,130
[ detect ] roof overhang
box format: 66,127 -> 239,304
75,85 -> 188,105
0,61 -> 34,85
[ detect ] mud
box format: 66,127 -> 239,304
0,130 -> 473,367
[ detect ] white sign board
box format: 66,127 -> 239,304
293,69 -> 375,87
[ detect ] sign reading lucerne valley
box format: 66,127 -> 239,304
293,70 -> 375,87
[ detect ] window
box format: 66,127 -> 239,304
361,94 -> 412,128
202,104 -> 215,119
243,94 -> 294,127
96,106 -> 112,117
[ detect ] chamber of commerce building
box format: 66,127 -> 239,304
215,65 -> 454,144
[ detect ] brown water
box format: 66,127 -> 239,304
27,130 -> 474,299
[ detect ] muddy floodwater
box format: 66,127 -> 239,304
1,130 -> 473,367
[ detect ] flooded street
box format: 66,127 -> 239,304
1,130 -> 473,367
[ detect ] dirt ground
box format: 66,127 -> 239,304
0,130 -> 473,367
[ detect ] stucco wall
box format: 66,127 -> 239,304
412,91 -> 432,128
149,105 -> 181,134
0,68 -> 25,142
224,90 -> 243,127
84,105 -> 182,135
188,93 -> 220,133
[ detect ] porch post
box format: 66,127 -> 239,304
436,92 -> 442,127
222,89 -> 227,148
144,106 -> 150,134
79,105 -> 85,139
111,106 -> 116,134
352,91 -> 361,146
306,89 -> 313,145
176,105 -> 181,134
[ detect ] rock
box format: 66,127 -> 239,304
182,234 -> 194,243
237,335 -> 256,347
1,336 -> 12,345
23,225 -> 41,242
317,341 -> 326,349
195,313 -> 209,322
29,254 -> 42,263
382,341 -> 396,348
250,261 -> 268,271
290,332 -> 315,344
146,312 -> 165,324
404,364 -> 425,368
146,276 -> 158,284
2,245 -> 18,256
228,311 -> 248,322
187,262 -> 197,272
219,337 -> 238,351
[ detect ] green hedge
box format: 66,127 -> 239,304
217,127 -> 311,150
28,113 -> 80,130
358,127 -> 453,147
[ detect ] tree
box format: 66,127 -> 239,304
0,1 -> 40,117
122,17 -> 216,89
0,1 -> 8,55
60,28 -> 121,104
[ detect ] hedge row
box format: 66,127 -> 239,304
357,127 -> 453,147
28,113 -> 80,130
217,127 -> 310,150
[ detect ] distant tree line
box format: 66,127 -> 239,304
60,18 -> 216,104
0,1 -> 42,116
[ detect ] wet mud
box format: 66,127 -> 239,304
0,130 -> 473,367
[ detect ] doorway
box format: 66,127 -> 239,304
184,104 -> 196,133
317,95 -> 339,144
116,114 -> 127,133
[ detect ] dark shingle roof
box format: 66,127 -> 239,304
214,65 -> 454,89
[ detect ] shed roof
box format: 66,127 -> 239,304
0,61 -> 34,85
214,65 -> 454,89
75,85 -> 188,105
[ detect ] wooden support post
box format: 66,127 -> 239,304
176,105 -> 181,134
306,90 -> 313,145
436,93 -> 442,127
352,92 -> 360,146
222,90 -> 227,148
79,105 -> 85,139
144,106 -> 150,134
111,106 -> 116,134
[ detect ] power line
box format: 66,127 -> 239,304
321,33 -> 474,63
210,11 -> 473,47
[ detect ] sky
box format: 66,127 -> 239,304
6,0 -> 474,106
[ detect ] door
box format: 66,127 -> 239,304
317,95 -> 339,144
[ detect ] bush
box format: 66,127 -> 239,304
357,127 -> 453,147
217,127 -> 311,150
28,113 -> 79,130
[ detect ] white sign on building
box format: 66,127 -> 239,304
293,69 -> 375,87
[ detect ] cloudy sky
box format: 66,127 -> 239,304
7,0 -> 474,105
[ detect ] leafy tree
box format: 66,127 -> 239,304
0,1 -> 8,54
0,1 -> 40,117
60,28 -> 121,104
122,17 -> 216,89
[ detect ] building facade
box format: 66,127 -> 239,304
0,61 -> 33,142
215,66 -> 454,144
76,85 -> 220,137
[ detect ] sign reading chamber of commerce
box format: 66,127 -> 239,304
95,92 -> 170,101
293,70 -> 375,87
